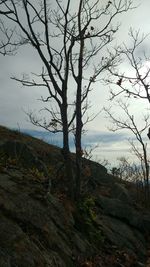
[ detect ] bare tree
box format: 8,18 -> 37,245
105,101 -> 150,202
112,156 -> 143,182
111,156 -> 148,204
104,28 -> 150,203
106,29 -> 150,102
111,156 -> 132,180
0,0 -> 134,199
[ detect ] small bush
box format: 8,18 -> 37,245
77,196 -> 105,245
29,167 -> 45,180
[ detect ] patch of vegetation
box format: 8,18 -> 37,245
29,167 -> 46,181
0,151 -> 18,167
79,196 -> 96,221
76,196 -> 105,246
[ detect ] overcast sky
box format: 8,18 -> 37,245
0,0 -> 150,165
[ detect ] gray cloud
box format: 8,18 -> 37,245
1,0 -> 149,130
19,128 -> 132,164
1,0 -> 150,163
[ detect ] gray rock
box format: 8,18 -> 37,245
0,170 -> 95,267
0,126 -> 149,266
96,215 -> 146,259
110,182 -> 132,203
96,196 -> 146,230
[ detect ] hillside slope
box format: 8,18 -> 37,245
0,125 -> 150,267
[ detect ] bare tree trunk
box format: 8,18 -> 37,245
143,144 -> 150,204
61,103 -> 75,199
75,100 -> 83,200
74,1 -> 84,200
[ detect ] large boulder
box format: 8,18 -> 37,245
109,182 -> 132,203
96,195 -> 150,233
96,215 -> 146,260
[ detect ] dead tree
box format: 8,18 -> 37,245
106,29 -> 150,103
105,101 -> 150,203
0,0 -> 134,199
104,28 -> 150,202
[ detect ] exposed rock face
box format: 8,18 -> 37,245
96,197 -> 147,258
0,167 -> 94,267
0,126 -> 150,267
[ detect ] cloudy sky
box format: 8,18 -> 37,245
0,0 -> 150,165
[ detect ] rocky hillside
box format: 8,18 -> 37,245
0,125 -> 150,267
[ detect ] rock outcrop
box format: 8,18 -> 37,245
0,125 -> 150,267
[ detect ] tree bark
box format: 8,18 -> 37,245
142,143 -> 150,203
61,102 -> 75,199
75,102 -> 82,200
